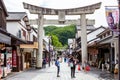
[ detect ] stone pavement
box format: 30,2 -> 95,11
3,62 -> 118,80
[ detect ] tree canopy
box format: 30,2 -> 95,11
44,24 -> 76,47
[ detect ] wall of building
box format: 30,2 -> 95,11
87,28 -> 105,42
7,22 -> 20,36
6,21 -> 29,41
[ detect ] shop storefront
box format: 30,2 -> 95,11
0,32 -> 11,78
10,35 -> 27,72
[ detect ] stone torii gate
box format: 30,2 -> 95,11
23,2 -> 101,68
30,18 -> 95,26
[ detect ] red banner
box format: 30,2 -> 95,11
12,50 -> 17,67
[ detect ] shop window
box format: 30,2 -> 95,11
99,36 -> 102,39
33,35 -> 37,42
18,30 -> 21,38
107,31 -> 110,36
22,29 -> 26,40
103,34 -> 106,38
90,55 -> 92,61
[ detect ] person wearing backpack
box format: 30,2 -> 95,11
55,57 -> 60,77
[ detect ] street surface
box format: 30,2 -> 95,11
3,61 -> 118,80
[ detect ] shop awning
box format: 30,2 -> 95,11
0,33 -> 11,45
20,42 -> 38,49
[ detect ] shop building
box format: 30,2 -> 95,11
87,26 -> 106,66
6,12 -> 33,71
96,28 -> 118,72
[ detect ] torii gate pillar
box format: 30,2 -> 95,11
81,14 -> 87,66
36,13 -> 44,68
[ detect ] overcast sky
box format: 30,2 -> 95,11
4,0 -> 118,27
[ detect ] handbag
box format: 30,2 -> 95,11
0,67 -> 2,74
70,62 -> 73,67
78,65 -> 81,71
114,69 -> 118,74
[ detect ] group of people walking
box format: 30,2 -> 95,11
55,55 -> 90,78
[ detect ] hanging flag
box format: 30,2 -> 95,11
105,7 -> 119,32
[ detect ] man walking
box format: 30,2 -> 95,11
55,57 -> 60,77
69,56 -> 76,78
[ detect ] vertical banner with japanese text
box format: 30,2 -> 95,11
105,7 -> 119,32
12,50 -> 17,67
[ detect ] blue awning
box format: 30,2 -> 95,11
0,33 -> 11,45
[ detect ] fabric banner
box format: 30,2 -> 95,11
105,7 -> 119,32
12,50 -> 17,67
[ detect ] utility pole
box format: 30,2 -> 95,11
49,36 -> 51,67
118,0 -> 120,79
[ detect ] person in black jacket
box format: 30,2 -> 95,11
69,56 -> 77,78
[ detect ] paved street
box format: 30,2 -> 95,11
3,62 -> 118,80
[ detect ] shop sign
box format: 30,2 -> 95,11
12,50 -> 17,67
0,44 -> 5,49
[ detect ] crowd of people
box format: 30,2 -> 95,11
54,55 -> 90,78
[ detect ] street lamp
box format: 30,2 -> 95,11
48,36 -> 51,67
117,0 -> 120,79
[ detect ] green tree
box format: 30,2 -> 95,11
44,24 -> 76,46
51,35 -> 62,47
44,26 -> 57,35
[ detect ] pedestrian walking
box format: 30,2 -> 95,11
0,59 -> 2,80
55,57 -> 60,77
69,56 -> 77,78
42,58 -> 46,68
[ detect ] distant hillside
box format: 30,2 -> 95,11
44,24 -> 76,46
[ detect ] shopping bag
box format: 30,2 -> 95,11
78,65 -> 81,71
114,69 -> 118,74
0,67 -> 2,74
70,62 -> 73,67
68,62 -> 70,66
86,65 -> 90,71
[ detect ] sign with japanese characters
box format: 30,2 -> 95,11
12,50 -> 17,67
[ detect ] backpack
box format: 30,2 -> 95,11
43,59 -> 46,64
55,60 -> 58,66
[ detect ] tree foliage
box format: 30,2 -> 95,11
51,35 -> 62,47
44,24 -> 76,46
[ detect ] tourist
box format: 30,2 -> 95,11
55,57 -> 60,77
69,56 -> 77,78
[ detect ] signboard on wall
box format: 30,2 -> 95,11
12,50 -> 17,67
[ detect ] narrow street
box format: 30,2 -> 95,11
3,61 -> 118,80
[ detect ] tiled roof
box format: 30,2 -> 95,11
7,12 -> 26,20
76,25 -> 95,31
0,0 -> 8,16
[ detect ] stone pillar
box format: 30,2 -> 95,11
36,13 -> 44,68
80,14 -> 88,66
114,38 -> 118,63
33,49 -> 36,58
